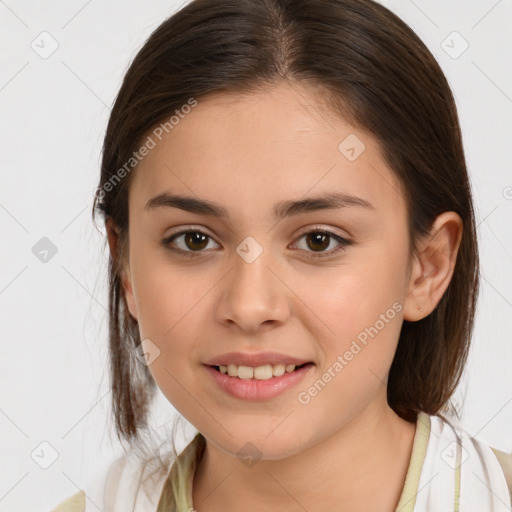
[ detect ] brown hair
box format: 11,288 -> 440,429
92,0 -> 479,452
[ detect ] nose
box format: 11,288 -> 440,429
215,250 -> 290,333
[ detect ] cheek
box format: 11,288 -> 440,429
129,256 -> 208,416
298,242 -> 407,379
295,282 -> 403,427
307,253 -> 406,335
131,251 -> 208,340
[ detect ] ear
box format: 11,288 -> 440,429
105,218 -> 138,321
403,211 -> 463,321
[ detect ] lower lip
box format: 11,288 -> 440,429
204,364 -> 314,401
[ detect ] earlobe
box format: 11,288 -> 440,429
403,212 -> 463,321
105,218 -> 138,321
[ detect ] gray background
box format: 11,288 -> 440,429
1,0 -> 511,510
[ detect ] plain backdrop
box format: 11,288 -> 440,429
1,1 -> 511,511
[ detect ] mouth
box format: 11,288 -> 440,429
205,361 -> 314,400
208,362 -> 314,380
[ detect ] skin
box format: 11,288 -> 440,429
106,81 -> 462,512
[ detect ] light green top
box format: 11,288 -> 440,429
394,411 -> 431,512
50,411 -> 512,512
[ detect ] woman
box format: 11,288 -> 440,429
51,0 -> 512,510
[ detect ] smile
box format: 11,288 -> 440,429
213,363 -> 308,380
205,363 -> 314,400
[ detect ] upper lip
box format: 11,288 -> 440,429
205,352 -> 313,367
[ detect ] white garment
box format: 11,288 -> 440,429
81,413 -> 511,512
82,446 -> 176,511
413,414 -> 510,511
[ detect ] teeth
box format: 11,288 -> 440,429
218,363 -> 299,380
238,365 -> 254,380
273,364 -> 285,377
254,365 -> 272,379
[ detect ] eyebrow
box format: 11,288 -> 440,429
144,191 -> 374,220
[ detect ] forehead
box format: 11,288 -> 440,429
130,82 -> 406,221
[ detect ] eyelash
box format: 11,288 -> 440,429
162,226 -> 352,260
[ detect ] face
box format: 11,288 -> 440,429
120,81 -> 415,459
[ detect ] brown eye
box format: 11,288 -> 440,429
163,230 -> 219,256
182,231 -> 209,251
305,232 -> 331,252
293,229 -> 352,259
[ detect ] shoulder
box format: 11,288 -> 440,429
442,414 -> 512,494
49,490 -> 85,512
431,413 -> 512,507
490,446 -> 512,502
49,446 -> 175,512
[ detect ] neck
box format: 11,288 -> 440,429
192,395 -> 417,512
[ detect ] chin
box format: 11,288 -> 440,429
207,427 -> 312,463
